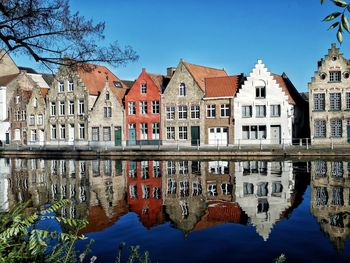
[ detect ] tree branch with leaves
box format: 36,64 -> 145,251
0,0 -> 138,71
322,0 -> 350,43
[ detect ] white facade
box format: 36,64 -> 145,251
0,158 -> 11,212
234,60 -> 294,145
0,86 -> 10,144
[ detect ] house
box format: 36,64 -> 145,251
46,64 -> 128,146
203,75 -> 242,145
309,44 -> 350,145
125,68 -> 170,145
234,60 -> 308,145
161,59 -> 227,146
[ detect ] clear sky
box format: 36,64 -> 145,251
11,0 -> 350,92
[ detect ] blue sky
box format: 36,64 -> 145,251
12,0 -> 350,92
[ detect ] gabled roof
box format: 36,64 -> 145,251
183,62 -> 228,91
77,63 -> 129,103
204,75 -> 242,98
18,66 -> 38,74
27,73 -> 50,89
0,73 -> 19,86
148,73 -> 171,93
272,73 -> 304,105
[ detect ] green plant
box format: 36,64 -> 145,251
0,199 -> 88,263
274,254 -> 286,263
115,242 -> 151,263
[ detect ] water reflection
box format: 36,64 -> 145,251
310,160 -> 350,252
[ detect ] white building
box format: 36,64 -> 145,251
0,158 -> 11,212
234,60 -> 308,145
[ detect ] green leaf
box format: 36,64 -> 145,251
323,12 -> 342,21
337,30 -> 343,43
328,21 -> 340,29
342,14 -> 350,31
332,0 -> 348,7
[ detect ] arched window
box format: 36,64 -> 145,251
179,82 -> 186,96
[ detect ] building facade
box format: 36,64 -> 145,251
234,60 -> 308,145
125,68 -> 170,145
161,60 -> 227,146
309,44 -> 350,145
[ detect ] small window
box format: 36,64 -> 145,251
106,91 -> 110,100
256,86 -> 266,98
140,82 -> 147,94
179,83 -> 186,96
59,81 -> 64,92
68,80 -> 74,91
329,71 -> 341,82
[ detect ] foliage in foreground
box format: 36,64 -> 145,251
0,200 -> 88,263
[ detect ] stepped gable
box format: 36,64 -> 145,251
204,75 -> 242,98
183,62 -> 227,91
77,63 -> 129,104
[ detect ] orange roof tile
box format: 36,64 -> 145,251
272,73 -> 303,105
183,62 -> 227,91
77,63 -> 129,103
204,75 -> 241,98
40,88 -> 49,98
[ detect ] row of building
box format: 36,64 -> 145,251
0,44 -> 349,147
2,158 -> 349,249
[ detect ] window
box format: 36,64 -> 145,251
330,71 -> 341,82
51,125 -> 57,139
69,101 -> 74,115
330,93 -> 341,111
142,184 -> 150,199
242,106 -> 252,117
79,124 -> 85,139
256,105 -> 266,117
152,123 -> 160,139
347,93 -> 350,110
33,98 -> 37,108
152,100 -> 159,114
270,105 -> 281,117
129,185 -> 138,199
314,93 -> 325,111
59,101 -> 65,115
15,96 -> 20,104
140,101 -> 148,115
37,114 -> 43,125
59,81 -> 64,92
178,105 -> 187,119
243,183 -> 254,196
31,130 -> 37,142
179,161 -> 189,174
331,119 -> 342,137
192,181 -> 202,196
141,161 -> 149,179
208,184 -> 217,196
140,83 -> 147,94
180,181 -> 189,197
92,127 -> 99,141
104,107 -> 112,117
68,80 -> 74,91
166,127 -> 175,140
206,104 -> 216,118
167,178 -> 177,194
51,102 -> 56,116
153,161 -> 161,178
103,127 -> 111,141
179,126 -> 188,140
256,86 -> 266,98
60,124 -> 66,139
191,105 -> 200,119
153,187 -> 161,199
78,100 -> 84,115
21,110 -> 26,120
29,114 -> 35,125
221,104 -> 230,117
128,101 -> 136,115
242,125 -> 266,140
105,91 -> 110,100
166,106 -> 175,120
140,123 -> 148,140
15,111 -> 20,121
167,161 -> 176,174
314,119 -> 326,138
179,83 -> 186,96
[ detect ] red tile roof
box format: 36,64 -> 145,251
183,62 -> 227,91
204,75 -> 241,98
77,63 -> 128,103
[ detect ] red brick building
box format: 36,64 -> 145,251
125,69 -> 170,145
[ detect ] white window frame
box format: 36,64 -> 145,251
166,106 -> 175,120
128,101 -> 136,115
140,123 -> 148,140
270,105 -> 281,117
179,83 -> 186,96
51,102 -> 56,116
152,123 -> 160,139
59,101 -> 65,116
79,123 -> 85,139
152,100 -> 159,114
314,93 -> 325,111
242,105 -> 252,118
104,106 -> 112,118
179,126 -> 188,140
51,125 -> 57,139
256,105 -> 266,117
68,80 -> 74,92
166,127 -> 175,140
92,127 -> 99,141
220,104 -> 229,118
329,71 -> 341,82
330,118 -> 342,138
60,124 -> 66,139
59,81 -> 64,93
191,105 -> 200,119
140,101 -> 148,115
140,82 -> 147,94
78,100 -> 85,115
330,93 -> 341,111
206,104 -> 216,118
178,105 -> 187,120
103,126 -> 111,141
314,119 -> 326,138
69,101 -> 74,115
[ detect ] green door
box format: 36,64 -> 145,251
191,126 -> 200,146
114,127 -> 122,146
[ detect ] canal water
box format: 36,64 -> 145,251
1,157 -> 350,262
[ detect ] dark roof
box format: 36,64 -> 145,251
121,80 -> 135,89
0,73 -> 19,86
300,92 -> 309,102
148,73 -> 171,93
18,66 -> 37,74
272,73 -> 307,105
42,74 -> 55,86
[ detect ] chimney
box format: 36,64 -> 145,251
167,67 -> 176,76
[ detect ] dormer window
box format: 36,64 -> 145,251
179,83 -> 186,96
106,91 -> 110,100
68,80 -> 74,91
59,81 -> 64,92
256,86 -> 266,98
329,71 -> 341,82
141,82 -> 147,94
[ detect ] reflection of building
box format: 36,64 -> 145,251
311,160 -> 350,252
162,160 -> 207,233
235,161 -> 295,241
0,158 -> 11,211
126,160 -> 164,228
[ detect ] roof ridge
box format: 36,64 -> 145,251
183,61 -> 226,71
